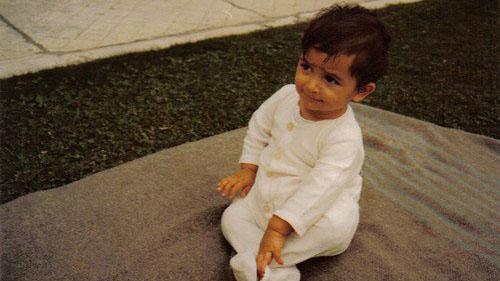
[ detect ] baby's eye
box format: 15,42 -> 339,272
324,75 -> 338,85
300,63 -> 312,72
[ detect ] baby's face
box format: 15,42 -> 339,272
294,48 -> 373,121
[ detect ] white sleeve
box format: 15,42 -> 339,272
274,138 -> 363,236
238,85 -> 292,165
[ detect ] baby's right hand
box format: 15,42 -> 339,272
217,168 -> 256,200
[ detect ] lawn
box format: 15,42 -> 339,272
0,0 -> 497,204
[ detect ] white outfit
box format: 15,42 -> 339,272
221,84 -> 364,281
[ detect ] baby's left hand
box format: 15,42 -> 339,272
256,228 -> 286,279
217,167 -> 256,199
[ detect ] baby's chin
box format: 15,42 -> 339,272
300,97 -> 326,112
301,103 -> 348,121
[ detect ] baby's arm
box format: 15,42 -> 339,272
217,163 -> 257,199
274,138 -> 363,237
256,215 -> 293,278
238,86 -> 291,165
217,85 -> 292,199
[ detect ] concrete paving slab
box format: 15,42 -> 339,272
0,0 -> 422,78
1,0 -> 255,52
0,20 -> 40,61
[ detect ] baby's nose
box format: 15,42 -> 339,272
305,77 -> 320,94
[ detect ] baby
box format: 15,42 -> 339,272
217,4 -> 390,281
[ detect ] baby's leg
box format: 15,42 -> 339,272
276,196 -> 360,267
221,199 -> 301,281
221,196 -> 358,281
256,207 -> 358,281
221,197 -> 263,255
225,198 -> 300,281
221,198 -> 262,281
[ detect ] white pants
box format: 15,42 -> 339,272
221,194 -> 359,281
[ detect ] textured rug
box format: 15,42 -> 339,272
1,103 -> 498,281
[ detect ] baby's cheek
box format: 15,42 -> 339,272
294,68 -> 305,82
294,73 -> 300,85
294,75 -> 307,92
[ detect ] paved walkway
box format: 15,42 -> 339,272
0,0 -> 420,79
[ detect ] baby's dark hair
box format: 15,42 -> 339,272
302,5 -> 391,87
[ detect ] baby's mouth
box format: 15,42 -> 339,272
308,96 -> 323,103
301,90 -> 323,103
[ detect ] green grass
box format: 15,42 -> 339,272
0,0 -> 498,204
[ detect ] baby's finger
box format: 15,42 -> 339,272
240,185 -> 252,197
217,178 -> 231,193
221,179 -> 237,197
273,249 -> 284,265
260,252 -> 272,276
256,254 -> 263,278
229,182 -> 245,199
217,177 -> 227,191
218,176 -> 233,187
256,253 -> 270,278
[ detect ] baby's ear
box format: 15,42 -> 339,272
352,82 -> 376,102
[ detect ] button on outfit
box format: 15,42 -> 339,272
263,204 -> 270,213
273,148 -> 283,160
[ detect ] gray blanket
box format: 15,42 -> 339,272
1,103 -> 498,281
